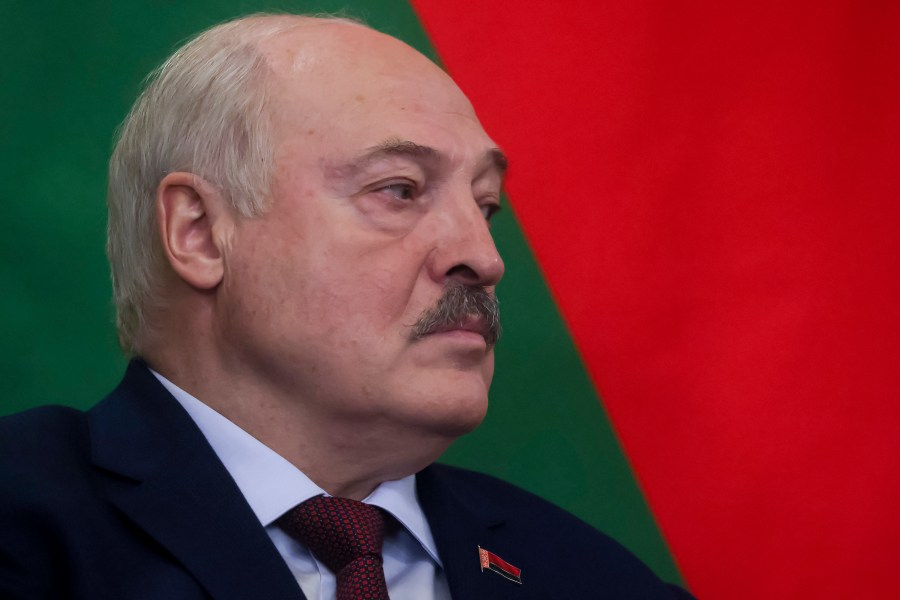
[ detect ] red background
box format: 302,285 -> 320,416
413,1 -> 900,597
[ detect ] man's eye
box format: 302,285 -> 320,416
379,182 -> 417,201
481,203 -> 501,222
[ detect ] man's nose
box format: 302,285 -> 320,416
426,192 -> 505,288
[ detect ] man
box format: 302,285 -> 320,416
0,14 -> 693,599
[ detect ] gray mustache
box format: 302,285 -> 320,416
411,283 -> 501,347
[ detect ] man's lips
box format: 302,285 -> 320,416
426,317 -> 490,340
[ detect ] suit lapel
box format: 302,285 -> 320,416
89,362 -> 304,600
417,466 -> 548,600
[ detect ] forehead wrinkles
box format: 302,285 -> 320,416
259,24 -> 494,174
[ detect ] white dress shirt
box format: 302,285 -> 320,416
152,371 -> 451,600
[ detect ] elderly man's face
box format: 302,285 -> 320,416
220,24 -> 505,440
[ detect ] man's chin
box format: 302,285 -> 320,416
379,363 -> 492,438
429,399 -> 488,438
402,389 -> 489,439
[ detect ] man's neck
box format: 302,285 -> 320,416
143,352 -> 452,500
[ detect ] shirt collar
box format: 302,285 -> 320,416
151,370 -> 443,566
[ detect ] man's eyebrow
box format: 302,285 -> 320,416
342,138 -> 508,177
357,139 -> 441,164
485,147 -> 509,177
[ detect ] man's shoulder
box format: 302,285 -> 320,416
423,462 -> 574,514
424,462 -> 626,544
0,405 -> 89,461
422,463 -> 695,599
0,405 -> 94,498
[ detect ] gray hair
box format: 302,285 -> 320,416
412,282 -> 501,347
107,14 -> 357,355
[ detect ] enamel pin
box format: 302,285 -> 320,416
478,545 -> 523,584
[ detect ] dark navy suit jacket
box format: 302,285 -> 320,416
0,362 -> 694,599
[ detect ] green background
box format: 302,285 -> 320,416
0,0 -> 682,583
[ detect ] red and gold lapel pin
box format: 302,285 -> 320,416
478,545 -> 522,584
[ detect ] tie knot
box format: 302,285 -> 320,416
278,495 -> 387,574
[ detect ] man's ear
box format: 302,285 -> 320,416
156,172 -> 234,290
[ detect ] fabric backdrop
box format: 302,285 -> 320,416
412,2 -> 900,598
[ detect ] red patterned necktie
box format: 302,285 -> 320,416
278,495 -> 390,600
